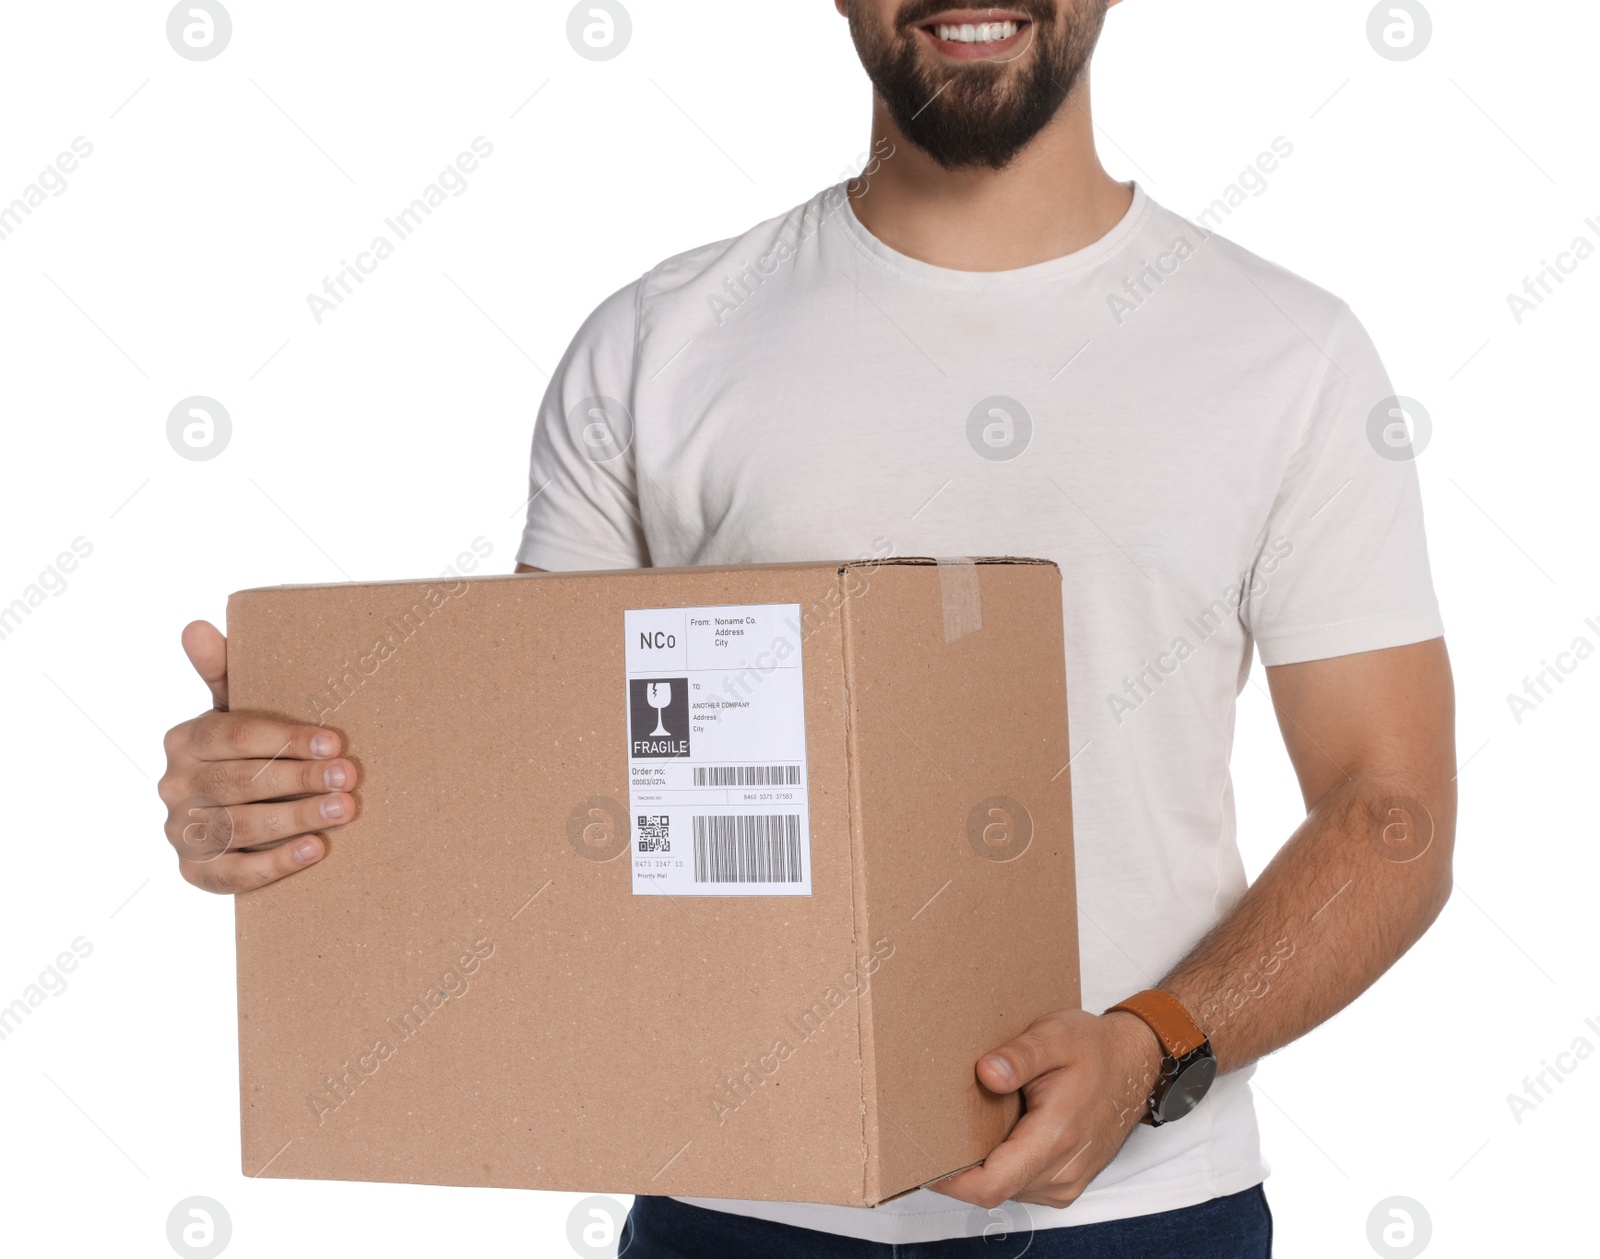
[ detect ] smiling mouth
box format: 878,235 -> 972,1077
915,10 -> 1033,58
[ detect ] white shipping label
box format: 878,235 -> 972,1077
624,603 -> 812,896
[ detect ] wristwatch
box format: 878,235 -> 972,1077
1107,990 -> 1218,1127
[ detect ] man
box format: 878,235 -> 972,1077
158,1 -> 1455,1254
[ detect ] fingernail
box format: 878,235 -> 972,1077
982,1055 -> 1014,1085
319,795 -> 347,820
293,839 -> 320,863
311,733 -> 337,758
323,764 -> 348,790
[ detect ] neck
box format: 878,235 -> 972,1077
847,78 -> 1132,272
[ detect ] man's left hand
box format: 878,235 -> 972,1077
929,1009 -> 1165,1211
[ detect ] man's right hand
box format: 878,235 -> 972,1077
157,620 -> 357,893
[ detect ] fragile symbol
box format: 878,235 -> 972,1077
629,678 -> 690,758
647,681 -> 672,736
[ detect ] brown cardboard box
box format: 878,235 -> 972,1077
228,557 -> 1078,1207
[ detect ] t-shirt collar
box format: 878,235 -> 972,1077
834,179 -> 1151,289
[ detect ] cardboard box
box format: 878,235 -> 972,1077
229,557 -> 1078,1206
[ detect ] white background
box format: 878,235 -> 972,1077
1,1 -> 1594,1255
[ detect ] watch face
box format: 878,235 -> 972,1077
1155,1053 -> 1217,1123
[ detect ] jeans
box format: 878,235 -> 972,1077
620,1185 -> 1273,1258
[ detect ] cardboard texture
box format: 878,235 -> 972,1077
229,557 -> 1079,1207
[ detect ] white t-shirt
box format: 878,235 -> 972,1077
517,182 -> 1444,1244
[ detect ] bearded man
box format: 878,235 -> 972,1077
158,3 -> 1455,1255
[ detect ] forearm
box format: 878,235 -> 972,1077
1157,771 -> 1455,1073
936,646 -> 1456,1209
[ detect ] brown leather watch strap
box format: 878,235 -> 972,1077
1107,990 -> 1208,1059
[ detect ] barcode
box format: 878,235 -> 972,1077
693,814 -> 803,883
693,764 -> 801,787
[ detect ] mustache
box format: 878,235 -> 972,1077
893,0 -> 1057,32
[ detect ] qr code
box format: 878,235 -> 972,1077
636,814 -> 670,853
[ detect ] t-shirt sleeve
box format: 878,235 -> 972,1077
516,277 -> 650,572
1242,303 -> 1445,666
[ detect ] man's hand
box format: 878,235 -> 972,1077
157,620 -> 358,893
930,1009 -> 1164,1211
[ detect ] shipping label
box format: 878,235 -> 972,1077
624,603 -> 811,896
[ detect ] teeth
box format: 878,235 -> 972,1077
935,19 -> 1019,43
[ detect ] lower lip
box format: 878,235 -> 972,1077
918,22 -> 1031,60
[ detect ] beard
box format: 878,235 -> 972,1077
847,1 -> 1107,171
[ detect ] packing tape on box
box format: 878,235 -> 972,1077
936,556 -> 982,643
